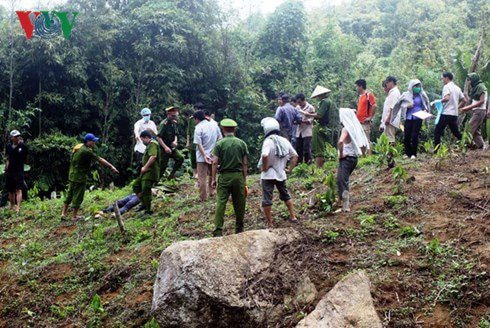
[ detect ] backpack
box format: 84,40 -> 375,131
365,92 -> 373,118
72,143 -> 84,153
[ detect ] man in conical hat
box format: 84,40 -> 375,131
302,85 -> 340,167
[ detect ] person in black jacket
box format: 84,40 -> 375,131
4,130 -> 28,213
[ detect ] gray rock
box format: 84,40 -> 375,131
151,228 -> 302,328
296,270 -> 382,328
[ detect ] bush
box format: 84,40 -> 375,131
317,172 -> 337,212
27,133 -> 78,195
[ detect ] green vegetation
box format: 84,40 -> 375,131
384,195 -> 409,208
317,172 -> 337,213
0,0 -> 488,191
0,0 -> 488,326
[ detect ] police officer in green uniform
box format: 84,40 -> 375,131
157,106 -> 184,180
133,130 -> 160,214
61,133 -> 119,220
309,86 -> 339,168
211,119 -> 249,237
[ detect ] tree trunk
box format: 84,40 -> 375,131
38,73 -> 42,137
464,32 -> 485,96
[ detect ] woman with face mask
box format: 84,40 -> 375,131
390,79 -> 430,159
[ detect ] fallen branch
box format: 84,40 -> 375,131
114,202 -> 127,237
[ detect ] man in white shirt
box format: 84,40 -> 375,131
295,93 -> 316,164
134,108 -> 158,166
434,72 -> 466,147
380,76 -> 401,144
193,110 -> 222,201
259,118 -> 298,228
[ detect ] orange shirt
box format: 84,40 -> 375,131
356,92 -> 377,123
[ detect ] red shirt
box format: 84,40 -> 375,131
356,92 -> 377,123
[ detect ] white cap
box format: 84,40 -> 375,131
10,130 -> 21,137
311,85 -> 331,98
261,117 -> 280,136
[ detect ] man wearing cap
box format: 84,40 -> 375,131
61,133 -> 119,220
274,93 -> 302,141
157,106 -> 184,180
211,119 -> 249,237
308,86 -> 339,168
134,108 -> 157,168
133,130 -> 160,214
4,130 -> 28,213
193,110 -> 222,201
259,118 -> 299,228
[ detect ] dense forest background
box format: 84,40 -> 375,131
0,0 -> 489,193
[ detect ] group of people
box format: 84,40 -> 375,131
4,71 -> 488,236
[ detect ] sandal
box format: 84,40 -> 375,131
289,217 -> 299,223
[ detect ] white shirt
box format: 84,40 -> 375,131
193,119 -> 222,163
260,136 -> 297,181
134,118 -> 158,153
442,82 -> 464,116
296,102 -> 315,138
472,91 -> 488,110
381,87 -> 400,128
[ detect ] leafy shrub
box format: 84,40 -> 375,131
317,172 -> 337,212
291,162 -> 312,178
392,165 -> 408,194
434,143 -> 449,169
356,213 -> 376,228
322,230 -> 339,243
399,226 -> 420,238
373,134 -> 398,168
384,195 -> 408,208
27,133 -> 78,194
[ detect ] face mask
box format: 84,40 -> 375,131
413,87 -> 421,94
143,115 -> 150,122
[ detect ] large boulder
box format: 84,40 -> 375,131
151,228 -> 303,327
296,270 -> 382,328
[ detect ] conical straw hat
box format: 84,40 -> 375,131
311,85 -> 331,98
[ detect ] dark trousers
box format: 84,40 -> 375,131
337,156 -> 357,196
104,193 -> 140,215
404,119 -> 423,157
295,136 -> 312,164
434,115 -> 462,147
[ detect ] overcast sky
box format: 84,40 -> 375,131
1,0 -> 347,14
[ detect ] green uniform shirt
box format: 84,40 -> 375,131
213,135 -> 249,173
158,118 -> 178,147
68,144 -> 99,183
317,98 -> 339,128
142,140 -> 160,181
